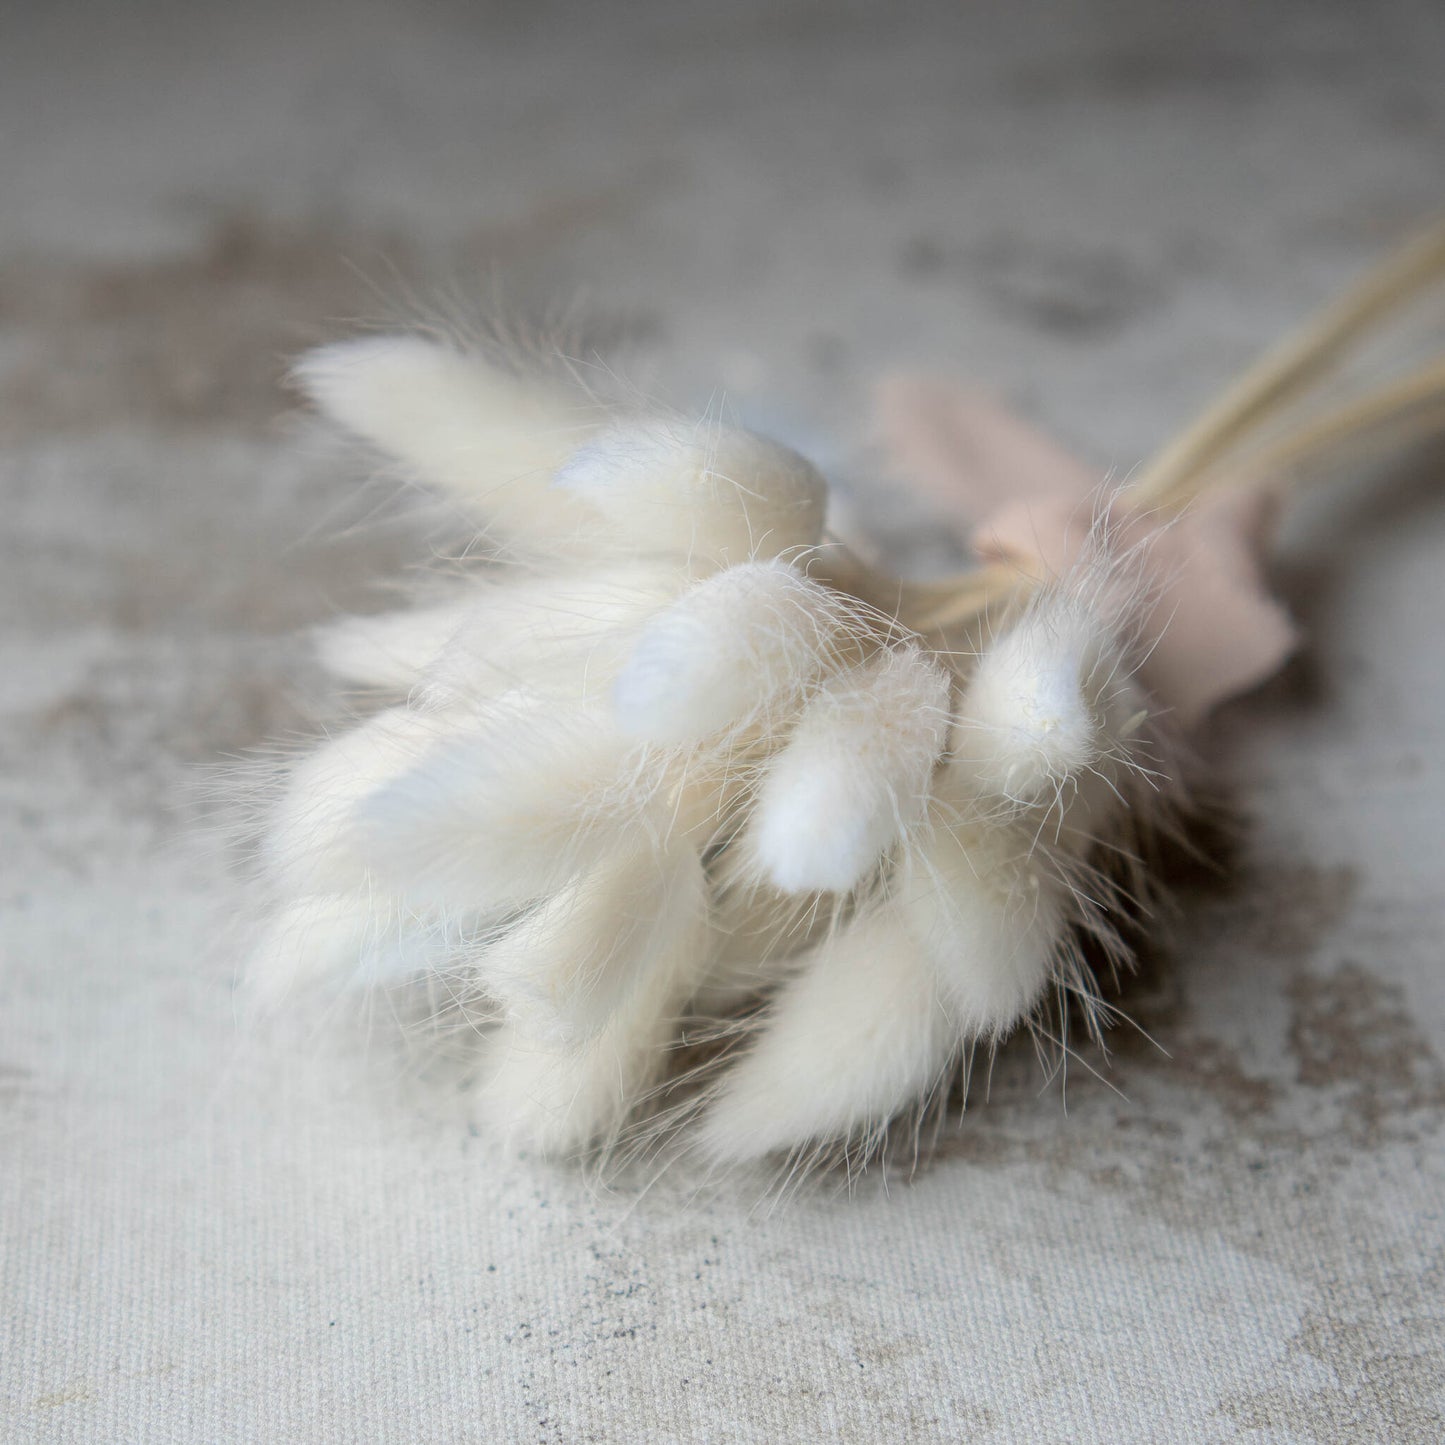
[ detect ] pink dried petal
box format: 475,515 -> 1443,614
874,377 -> 1299,723
874,375 -> 1095,525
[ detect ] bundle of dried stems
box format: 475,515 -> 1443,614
243,224 -> 1445,1173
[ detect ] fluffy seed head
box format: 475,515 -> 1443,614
255,342 -> 1189,1171
750,646 -> 952,893
471,850 -> 710,1155
699,905 -> 956,1164
351,695 -> 636,916
612,560 -> 856,747
552,416 -> 827,568
476,845 -> 693,1046
293,336 -> 594,542
953,598 -> 1119,806
900,796 -> 1070,1037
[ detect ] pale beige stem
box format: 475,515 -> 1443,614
865,223 -> 1445,634
1128,221 -> 1445,512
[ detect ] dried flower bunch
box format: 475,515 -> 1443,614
248,227 -> 1445,1168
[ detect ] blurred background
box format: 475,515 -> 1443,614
4,2 -> 1444,1440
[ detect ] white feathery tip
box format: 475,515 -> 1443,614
611,560 -> 849,747
750,646 -> 951,893
265,706 -> 456,894
472,851 -> 710,1154
476,845 -> 696,1046
293,336 -> 592,540
955,604 -> 1109,804
552,416 -> 827,567
351,697 -> 632,916
699,905 -> 956,1163
314,600 -> 472,693
416,564 -> 684,709
246,894 -> 469,1005
902,770 -> 1071,1036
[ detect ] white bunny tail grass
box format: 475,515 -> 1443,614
696,905 -> 958,1168
415,562 -> 685,709
746,645 -> 952,895
351,697 -> 640,917
926,556 -> 1178,1045
247,362 -> 1176,1176
315,600 -> 475,694
245,893 -> 476,1008
295,336 -> 829,569
476,843 -> 702,1047
263,704 -> 462,895
687,547 -> 1179,1172
551,415 -> 828,567
954,605 -> 1117,808
293,336 -> 597,546
612,559 -> 866,747
472,849 -> 711,1157
238,227 -> 1445,1182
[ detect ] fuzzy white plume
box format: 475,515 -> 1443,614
748,646 -> 951,894
316,600 -> 474,693
252,335 -> 1179,1175
246,893 -> 472,1005
352,696 -> 635,916
472,849 -> 710,1154
418,563 -> 684,709
952,591 -> 1137,810
478,844 -> 698,1046
293,336 -> 595,543
552,416 -> 826,568
900,802 -> 1072,1036
957,617 -> 1098,804
264,705 -> 461,894
612,559 -> 855,747
910,582 -> 1158,1040
700,906 -> 957,1163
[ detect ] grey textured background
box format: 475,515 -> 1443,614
4,2 -> 1444,1440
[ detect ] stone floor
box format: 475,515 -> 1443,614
4,2 -> 1444,1439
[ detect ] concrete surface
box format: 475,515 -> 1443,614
3,1 -> 1444,1440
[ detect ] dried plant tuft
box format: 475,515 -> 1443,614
240,226 -> 1445,1174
